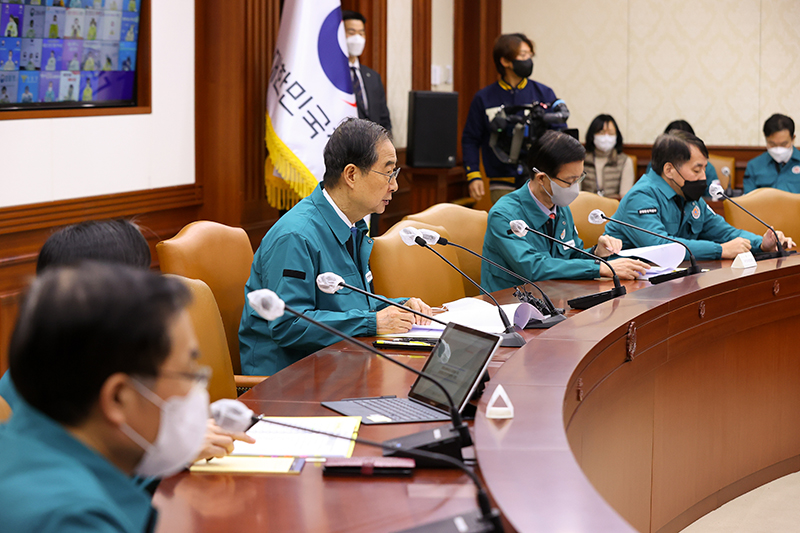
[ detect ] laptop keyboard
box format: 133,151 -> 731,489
350,397 -> 449,422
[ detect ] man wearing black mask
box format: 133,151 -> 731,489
605,131 -> 795,260
462,33 -> 565,205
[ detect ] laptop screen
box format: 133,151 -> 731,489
407,322 -> 501,413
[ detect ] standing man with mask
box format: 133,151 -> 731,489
481,131 -> 648,291
606,131 -> 794,260
0,264 -> 209,532
743,113 -> 800,194
463,33 -> 567,205
342,10 -> 391,133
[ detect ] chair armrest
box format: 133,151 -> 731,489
234,374 -> 269,389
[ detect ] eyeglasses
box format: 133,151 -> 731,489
158,365 -> 212,387
550,172 -> 587,187
370,167 -> 401,183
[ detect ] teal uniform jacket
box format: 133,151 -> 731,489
0,398 -> 157,532
606,169 -> 762,261
481,182 -> 600,291
743,148 -> 800,194
0,370 -> 19,412
239,184 -> 407,376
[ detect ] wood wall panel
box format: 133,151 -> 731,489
340,0 -> 388,83
411,0 -> 432,91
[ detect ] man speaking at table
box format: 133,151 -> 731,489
239,118 -> 431,376
605,130 -> 794,259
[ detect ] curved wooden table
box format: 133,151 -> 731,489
152,256 -> 800,532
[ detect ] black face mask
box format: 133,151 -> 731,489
511,58 -> 533,79
672,167 -> 706,202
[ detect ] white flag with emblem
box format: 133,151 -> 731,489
265,0 -> 357,209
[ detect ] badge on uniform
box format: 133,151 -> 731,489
638,208 -> 658,215
365,270 -> 373,283
560,229 -> 566,240
793,165 -> 800,174
692,205 -> 701,219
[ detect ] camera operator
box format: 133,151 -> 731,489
462,33 -> 567,205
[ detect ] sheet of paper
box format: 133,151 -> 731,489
418,298 -> 536,334
190,456 -> 304,474
231,416 -> 360,458
617,242 -> 685,278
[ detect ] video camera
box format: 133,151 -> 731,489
488,100 -> 571,168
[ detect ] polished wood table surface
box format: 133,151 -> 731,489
152,256 -> 800,532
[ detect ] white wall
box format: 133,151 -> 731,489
502,0 -> 800,146
0,0 -> 195,208
431,0 -> 454,93
386,0 -> 412,148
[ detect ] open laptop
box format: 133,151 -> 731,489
321,322 -> 502,425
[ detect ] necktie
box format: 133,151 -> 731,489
351,67 -> 367,114
350,226 -> 360,265
545,213 -> 556,238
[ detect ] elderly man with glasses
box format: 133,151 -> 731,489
481,131 -> 649,291
239,118 -> 432,376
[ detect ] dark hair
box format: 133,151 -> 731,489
9,263 -> 190,425
492,33 -> 535,76
323,117 -> 391,188
527,130 -> 586,178
664,119 -> 695,135
341,10 -> 366,24
37,219 -> 151,274
651,131 -> 709,176
763,113 -> 795,138
585,114 -> 624,153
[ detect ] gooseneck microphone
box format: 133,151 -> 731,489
211,399 -> 504,533
412,228 -> 566,329
399,227 -> 526,347
315,272 -> 447,326
507,220 -> 626,309
708,183 -> 793,260
588,209 -> 702,284
246,289 -> 472,464
721,166 -> 734,197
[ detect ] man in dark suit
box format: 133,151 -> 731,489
342,10 -> 392,134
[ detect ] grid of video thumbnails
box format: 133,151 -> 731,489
0,0 -> 140,108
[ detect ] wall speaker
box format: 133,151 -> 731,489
406,91 -> 458,168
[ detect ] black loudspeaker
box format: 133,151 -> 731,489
406,91 -> 458,168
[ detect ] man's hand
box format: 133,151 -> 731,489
403,297 -> 432,325
194,419 -> 256,462
376,306 -> 414,334
761,228 -> 796,252
721,237 -> 752,259
469,179 -> 485,201
595,235 -> 623,258
599,258 -> 649,279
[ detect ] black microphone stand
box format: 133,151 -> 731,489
331,280 -> 448,326
412,236 -> 526,347
714,191 -> 793,260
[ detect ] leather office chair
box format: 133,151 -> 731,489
166,275 -> 238,402
628,154 -> 639,181
723,188 -> 800,240
371,220 -> 467,307
708,154 -> 736,190
156,221 -> 253,375
404,204 -> 488,297
569,191 -> 620,247
0,394 -> 10,423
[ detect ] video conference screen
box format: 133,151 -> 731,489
0,0 -> 140,110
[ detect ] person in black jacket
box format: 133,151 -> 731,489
342,10 -> 392,134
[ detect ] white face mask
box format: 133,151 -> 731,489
594,134 -> 617,153
346,34 -> 365,57
544,176 -> 581,207
120,379 -> 209,478
767,146 -> 792,164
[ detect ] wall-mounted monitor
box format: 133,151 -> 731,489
0,0 -> 141,111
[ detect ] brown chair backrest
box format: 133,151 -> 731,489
569,191 -> 620,247
404,204 -> 488,297
371,220 -> 467,307
708,154 -> 736,189
0,394 -> 11,423
723,188 -> 800,240
156,221 -> 254,374
166,274 -> 237,402
629,154 -> 639,181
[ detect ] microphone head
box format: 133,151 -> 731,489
211,399 -> 255,433
400,227 -> 424,246
509,220 -> 528,238
721,166 -> 731,178
708,182 -> 725,200
588,209 -> 606,225
417,228 -> 442,246
316,272 -> 345,294
247,289 -> 285,321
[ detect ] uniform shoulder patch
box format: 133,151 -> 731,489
638,207 -> 658,215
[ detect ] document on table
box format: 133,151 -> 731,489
377,298 -> 539,337
190,456 -> 305,474
230,416 -> 360,458
616,242 -> 685,278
